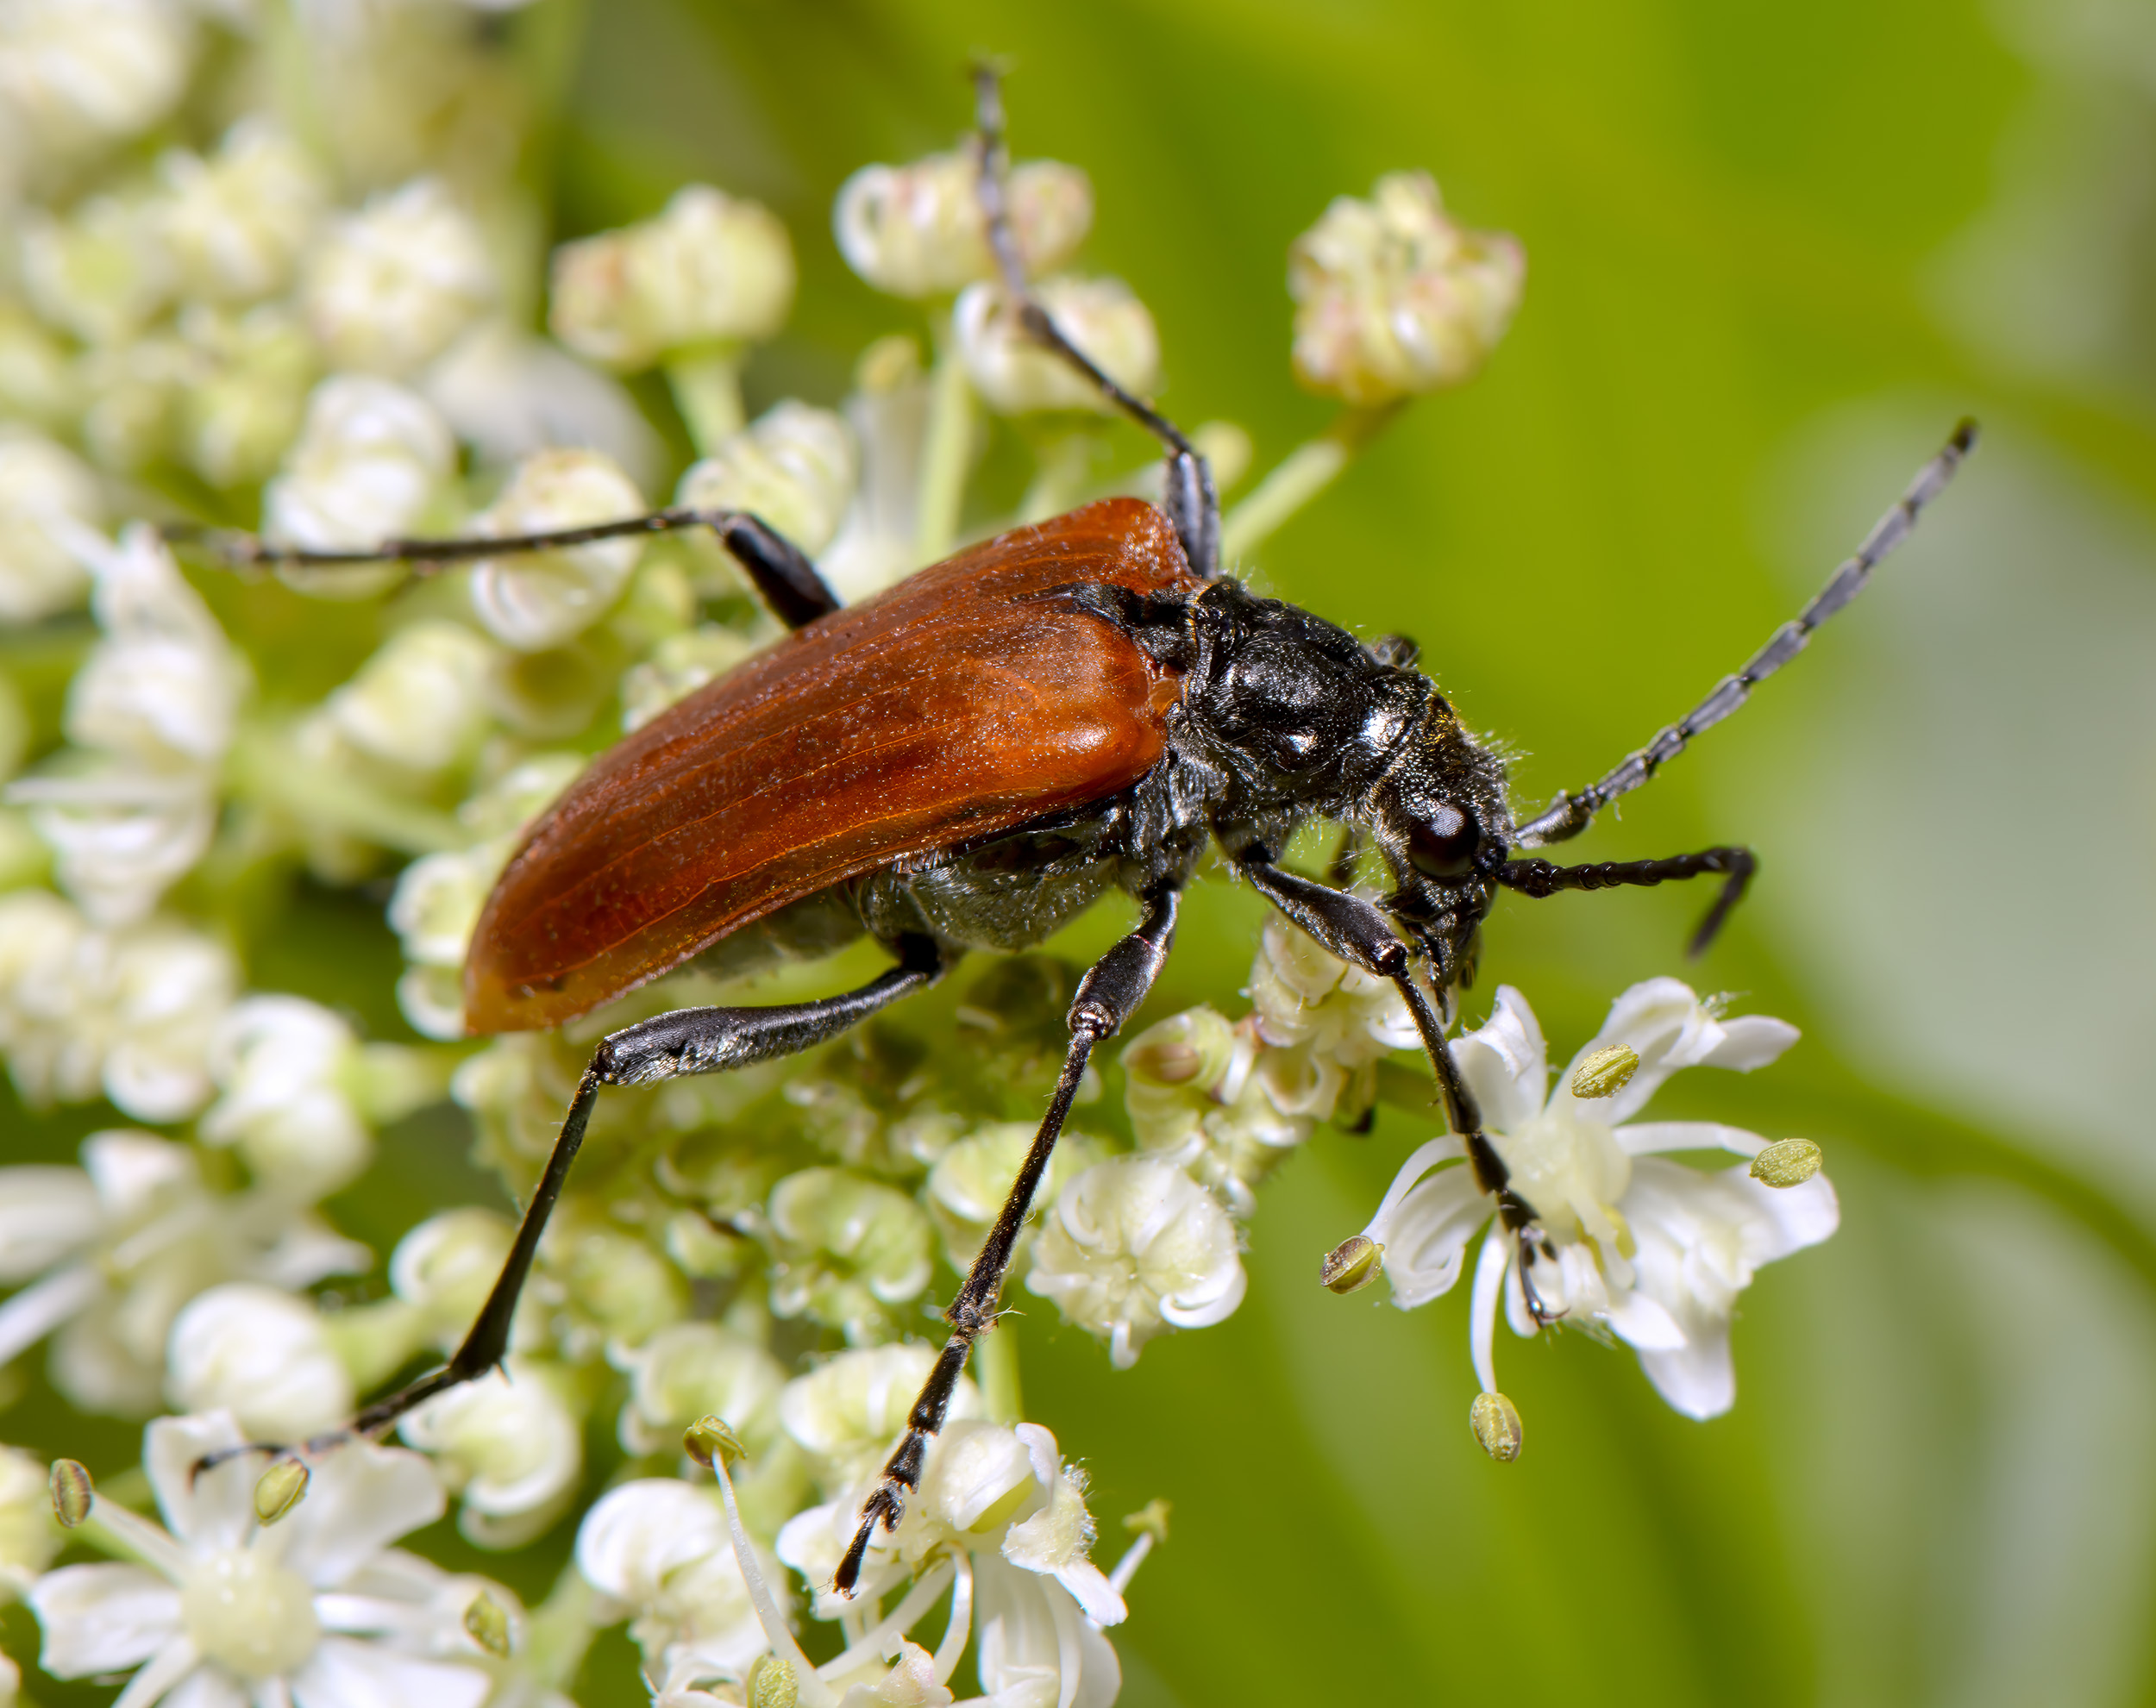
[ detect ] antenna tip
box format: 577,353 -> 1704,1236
1950,417 -> 1980,454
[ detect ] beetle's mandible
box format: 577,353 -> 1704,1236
191,66 -> 1976,1595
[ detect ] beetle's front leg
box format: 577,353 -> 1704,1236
1238,857 -> 1556,1317
835,888 -> 1181,1597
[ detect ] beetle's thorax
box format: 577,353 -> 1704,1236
1167,582 -> 1430,813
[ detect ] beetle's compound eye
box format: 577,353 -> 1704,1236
1407,804 -> 1481,879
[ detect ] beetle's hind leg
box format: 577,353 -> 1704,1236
834,887 -> 1181,1597
176,505 -> 843,630
194,936 -> 950,1481
968,65 -> 1220,579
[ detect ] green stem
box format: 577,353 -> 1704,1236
523,1565 -> 599,1692
666,342 -> 746,454
1219,403 -> 1403,563
225,728 -> 464,854
976,1318 -> 1024,1424
914,310 -> 975,563
1018,428 -> 1100,523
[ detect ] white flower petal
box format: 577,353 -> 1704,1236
1696,1014 -> 1799,1072
145,1411 -> 255,1553
574,1480 -> 725,1605
1051,1560 -> 1125,1629
1376,1164 -> 1489,1310
1612,1121 -> 1766,1159
1744,1168 -> 1841,1262
1604,1285 -> 1687,1351
276,1439 -> 445,1589
972,1555 -> 1119,1708
1450,986 -> 1546,1134
154,1657 -> 244,1708
288,1636 -> 490,1708
1468,1229 -> 1508,1393
1638,1329 -> 1737,1421
0,1164 -> 102,1279
1357,1136 -> 1464,1240
28,1564 -> 184,1675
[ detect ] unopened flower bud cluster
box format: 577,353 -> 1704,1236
0,17 -> 1533,1708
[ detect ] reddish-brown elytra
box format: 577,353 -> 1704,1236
467,498 -> 1199,1035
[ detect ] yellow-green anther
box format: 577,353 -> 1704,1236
747,1653 -> 798,1708
1470,1392 -> 1523,1462
1122,1498 -> 1171,1544
253,1458 -> 310,1525
1319,1234 -> 1384,1295
1750,1138 -> 1823,1189
1570,1044 -> 1639,1100
683,1414 -> 747,1471
463,1591 -> 511,1658
49,1460 -> 91,1528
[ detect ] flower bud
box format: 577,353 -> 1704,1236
955,275 -> 1159,416
390,1210 -> 517,1346
159,120 -> 329,304
166,1284 -> 352,1442
200,995 -> 369,1192
0,0 -> 193,168
617,1321 -> 784,1457
1025,1156 -> 1247,1369
19,195 -> 172,346
1319,1233 -> 1384,1295
78,335 -> 191,472
48,1460 -> 92,1529
463,1591 -> 511,1658
681,1414 -> 747,1471
926,1122 -> 1103,1270
747,1654 -> 797,1708
1289,172 -> 1524,405
549,185 -> 794,371
263,376 -> 458,597
0,302 -> 79,429
767,1167 -> 933,1341
778,1343 -> 981,1487
303,178 -> 496,377
1570,1043 -> 1639,1100
834,152 -> 1091,297
1122,1006 -> 1239,1091
1470,1390 -> 1523,1462
676,401 -> 858,562
0,1448 -> 60,1586
1750,1138 -> 1823,1188
252,1457 -> 310,1525
469,447 -> 648,651
620,626 -> 758,733
0,429 -> 102,623
177,304 -> 317,489
328,620 -> 498,772
399,1360 -> 583,1548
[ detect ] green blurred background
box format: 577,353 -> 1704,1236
16,0 -> 2156,1702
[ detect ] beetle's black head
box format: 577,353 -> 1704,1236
1359,690 -> 1514,980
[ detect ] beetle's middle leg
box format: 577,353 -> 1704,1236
198,935 -> 950,1476
834,886 -> 1181,1596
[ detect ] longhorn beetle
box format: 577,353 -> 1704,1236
194,68 -> 1974,1594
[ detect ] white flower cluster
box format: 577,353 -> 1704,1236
0,23 -> 1592,1708
1336,978 -> 1837,1439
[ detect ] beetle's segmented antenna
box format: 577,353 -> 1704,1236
969,63 -> 1195,463
1514,420 -> 1978,848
